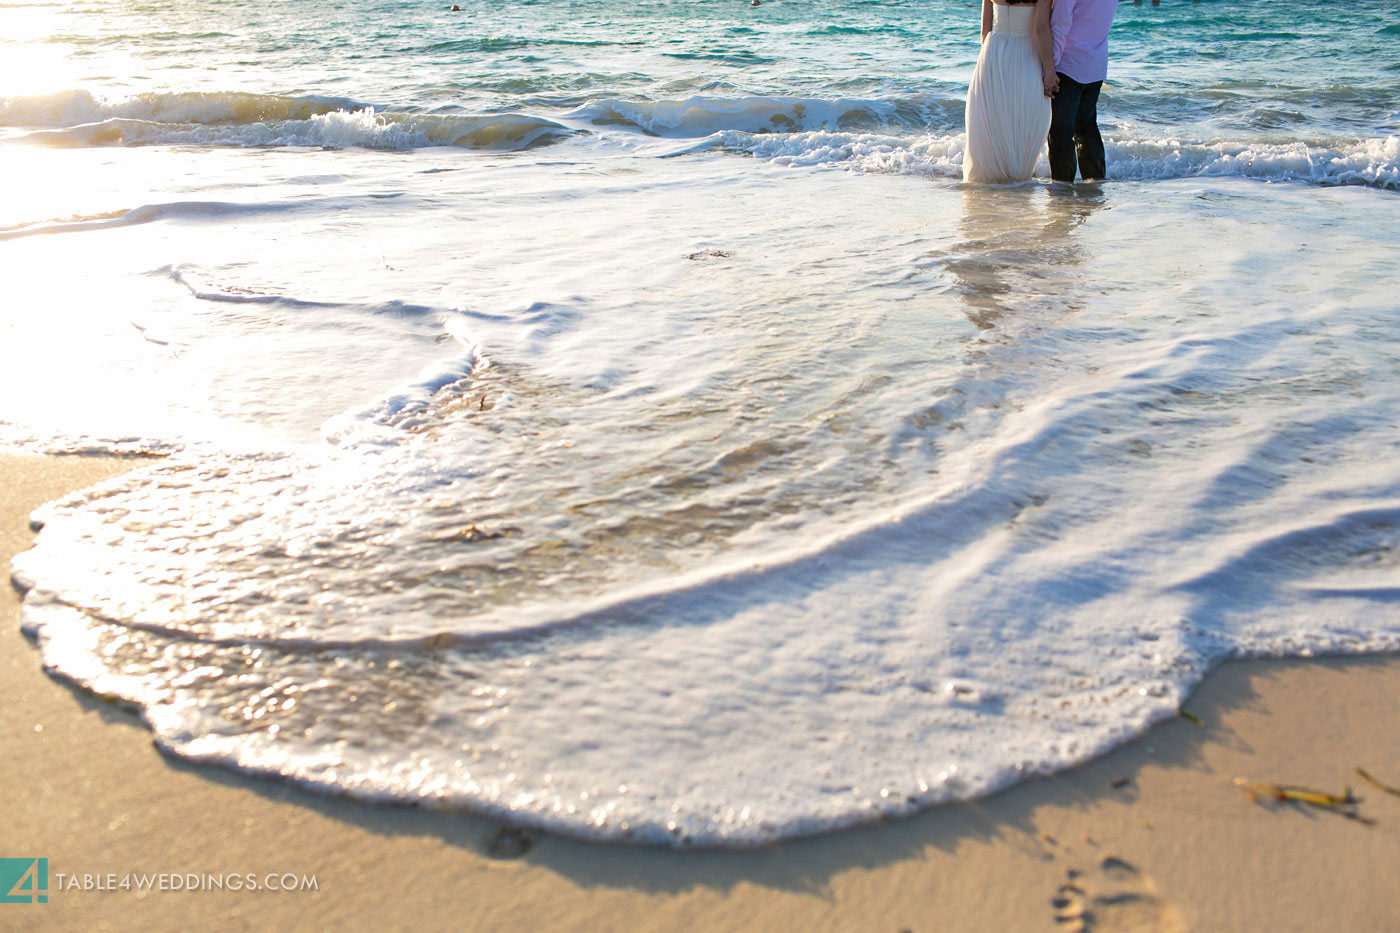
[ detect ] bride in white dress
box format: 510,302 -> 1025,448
963,0 -> 1059,184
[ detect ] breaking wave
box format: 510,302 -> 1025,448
722,128 -> 1400,189
568,93 -> 956,137
0,89 -> 369,127
18,110 -> 571,151
5,88 -> 1396,190
1,90 -> 573,151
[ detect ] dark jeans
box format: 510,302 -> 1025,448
1048,73 -> 1105,182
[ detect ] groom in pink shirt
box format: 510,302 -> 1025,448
1047,0 -> 1117,182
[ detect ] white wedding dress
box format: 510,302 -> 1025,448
963,3 -> 1051,183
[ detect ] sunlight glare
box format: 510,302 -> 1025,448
0,7 -> 85,97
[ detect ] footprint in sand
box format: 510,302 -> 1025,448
1052,855 -> 1186,933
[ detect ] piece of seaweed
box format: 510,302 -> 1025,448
1232,777 -> 1376,826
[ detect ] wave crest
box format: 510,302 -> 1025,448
0,89 -> 368,128
13,107 -> 572,152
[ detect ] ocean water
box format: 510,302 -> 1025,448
3,0 -> 1399,846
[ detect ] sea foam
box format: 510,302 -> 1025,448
723,128 -> 1400,188
10,168 -> 1400,846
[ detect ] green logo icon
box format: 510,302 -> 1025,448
1,859 -> 48,904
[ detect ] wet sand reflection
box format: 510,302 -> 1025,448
947,183 -> 1107,331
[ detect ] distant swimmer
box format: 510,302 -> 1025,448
450,4 -> 460,9
751,0 -> 760,6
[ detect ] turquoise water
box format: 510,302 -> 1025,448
3,0 -> 1398,182
3,0 -> 1400,846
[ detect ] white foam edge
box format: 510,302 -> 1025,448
322,315 -> 486,448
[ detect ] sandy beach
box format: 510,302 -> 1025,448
6,0 -> 1400,927
4,449 -> 1398,931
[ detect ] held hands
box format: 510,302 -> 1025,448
1042,72 -> 1059,98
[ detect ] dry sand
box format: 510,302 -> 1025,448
4,450 -> 1399,932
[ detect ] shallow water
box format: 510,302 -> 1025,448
3,0 -> 1399,846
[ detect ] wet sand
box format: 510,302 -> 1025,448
5,449 -> 1399,932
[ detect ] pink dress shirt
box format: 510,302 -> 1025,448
1049,0 -> 1117,85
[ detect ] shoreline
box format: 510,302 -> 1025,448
5,449 -> 1400,931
